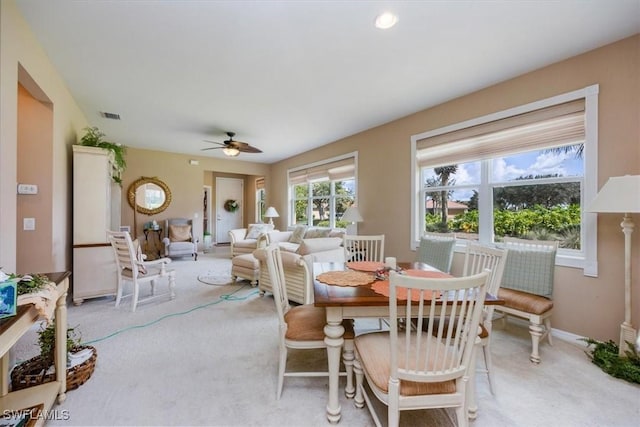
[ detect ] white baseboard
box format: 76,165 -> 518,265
497,315 -> 588,348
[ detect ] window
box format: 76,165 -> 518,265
288,154 -> 357,228
411,85 -> 599,274
256,178 -> 266,223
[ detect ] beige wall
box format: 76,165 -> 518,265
270,35 -> 640,341
121,148 -> 270,246
1,0 -> 88,273
17,83 -> 53,273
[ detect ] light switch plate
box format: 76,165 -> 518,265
17,184 -> 38,194
23,218 -> 35,231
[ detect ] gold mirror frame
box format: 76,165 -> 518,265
127,176 -> 172,215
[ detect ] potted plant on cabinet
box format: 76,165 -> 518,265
77,126 -> 126,184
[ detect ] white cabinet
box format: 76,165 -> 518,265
72,146 -> 120,305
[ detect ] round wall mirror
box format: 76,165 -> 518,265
127,176 -> 172,215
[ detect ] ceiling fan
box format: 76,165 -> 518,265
202,132 -> 262,157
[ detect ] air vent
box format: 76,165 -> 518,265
100,111 -> 121,120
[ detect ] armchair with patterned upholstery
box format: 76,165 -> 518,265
162,218 -> 198,261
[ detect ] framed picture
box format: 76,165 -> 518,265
119,226 -> 131,233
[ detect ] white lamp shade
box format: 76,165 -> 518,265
587,175 -> 640,213
264,207 -> 279,218
342,206 -> 363,223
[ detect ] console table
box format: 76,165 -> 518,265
0,272 -> 70,421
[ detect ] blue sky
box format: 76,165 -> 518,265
424,144 -> 584,202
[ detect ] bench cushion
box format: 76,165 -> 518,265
498,287 -> 553,315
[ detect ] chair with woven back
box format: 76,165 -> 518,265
255,244 -> 355,400
106,230 -> 176,312
353,269 -> 491,427
494,237 -> 558,363
416,232 -> 456,273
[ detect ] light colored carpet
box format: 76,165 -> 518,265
10,248 -> 640,426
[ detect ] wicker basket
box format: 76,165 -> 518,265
11,345 -> 97,391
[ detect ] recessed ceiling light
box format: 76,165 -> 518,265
375,12 -> 398,30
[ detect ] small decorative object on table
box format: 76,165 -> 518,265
0,270 -> 19,319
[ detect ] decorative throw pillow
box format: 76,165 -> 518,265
304,228 -> 331,239
169,224 -> 192,242
297,237 -> 343,255
246,223 -> 271,240
329,229 -> 345,239
288,225 -> 307,244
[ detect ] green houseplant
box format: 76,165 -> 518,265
11,321 -> 97,391
78,126 -> 126,184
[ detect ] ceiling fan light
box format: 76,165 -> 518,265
223,147 -> 240,157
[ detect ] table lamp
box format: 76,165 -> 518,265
587,175 -> 640,355
341,206 -> 363,235
264,207 -> 279,225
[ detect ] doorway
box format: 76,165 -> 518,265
203,185 -> 212,250
215,177 -> 243,244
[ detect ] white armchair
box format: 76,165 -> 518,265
162,218 -> 198,261
229,223 -> 274,257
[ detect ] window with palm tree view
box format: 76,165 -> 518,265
421,143 -> 584,250
417,87 -> 598,270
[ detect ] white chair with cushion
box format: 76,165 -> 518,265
416,232 -> 456,273
229,223 -> 274,257
343,234 -> 385,262
107,230 -> 176,312
258,244 -> 355,400
162,218 -> 198,261
461,243 -> 508,397
353,270 -> 490,427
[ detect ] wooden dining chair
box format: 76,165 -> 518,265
353,270 -> 490,427
106,230 -> 176,312
461,243 -> 508,395
256,244 -> 355,400
343,234 -> 385,262
416,232 -> 456,273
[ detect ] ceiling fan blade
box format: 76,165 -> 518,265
232,141 -> 263,153
201,146 -> 224,151
203,139 -> 225,146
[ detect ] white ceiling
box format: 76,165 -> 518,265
16,0 -> 640,164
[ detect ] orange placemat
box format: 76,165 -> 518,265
346,261 -> 384,272
316,270 -> 376,287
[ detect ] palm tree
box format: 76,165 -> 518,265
434,165 -> 458,227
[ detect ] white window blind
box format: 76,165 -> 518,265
255,177 -> 265,190
417,99 -> 585,168
289,157 -> 355,184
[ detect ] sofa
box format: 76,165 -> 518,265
256,226 -> 346,303
264,226 -> 346,259
228,223 -> 275,257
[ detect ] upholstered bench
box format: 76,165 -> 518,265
231,253 -> 260,286
496,288 -> 554,363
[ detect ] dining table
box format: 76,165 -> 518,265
313,260 -> 502,424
